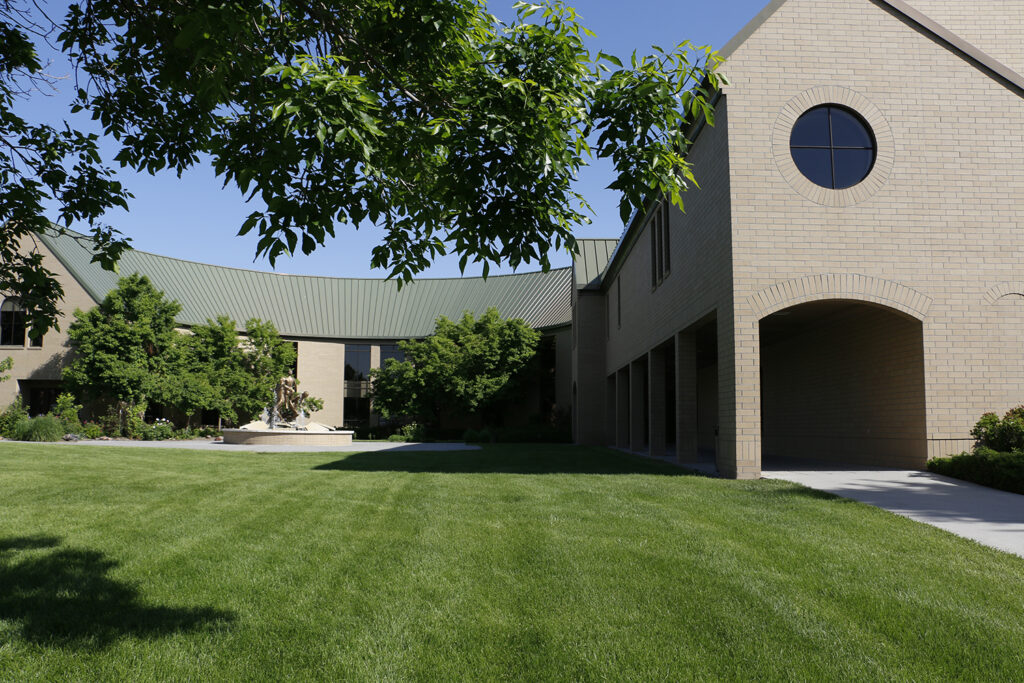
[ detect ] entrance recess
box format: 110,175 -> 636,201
759,300 -> 927,468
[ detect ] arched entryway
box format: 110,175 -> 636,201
759,300 -> 927,469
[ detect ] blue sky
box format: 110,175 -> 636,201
22,0 -> 768,278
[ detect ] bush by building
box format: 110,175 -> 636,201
12,416 -> 65,442
928,447 -> 1024,496
928,409 -> 1024,494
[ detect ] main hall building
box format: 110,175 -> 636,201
4,0 -> 1024,478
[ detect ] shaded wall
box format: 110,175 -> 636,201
760,303 -> 927,468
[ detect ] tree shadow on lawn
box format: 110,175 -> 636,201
313,448 -> 702,476
0,535 -> 234,649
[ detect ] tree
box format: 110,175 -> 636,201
1,4 -> 131,337
4,1 -> 723,334
371,308 -> 540,430
185,315 -> 300,426
62,273 -> 181,432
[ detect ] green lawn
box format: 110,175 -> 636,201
1,443 -> 1022,681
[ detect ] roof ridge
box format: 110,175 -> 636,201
41,226 -> 571,284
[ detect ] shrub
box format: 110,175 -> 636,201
49,393 -> 83,432
0,397 -> 29,439
80,422 -> 104,439
141,418 -> 175,441
928,448 -> 1024,496
970,408 -> 1024,453
399,422 -> 426,442
12,416 -> 66,442
386,422 -> 427,442
461,428 -> 494,443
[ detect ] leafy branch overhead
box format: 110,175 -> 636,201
60,0 -> 724,281
0,3 -> 131,337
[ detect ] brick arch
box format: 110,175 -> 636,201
984,283 -> 1024,304
747,274 -> 932,321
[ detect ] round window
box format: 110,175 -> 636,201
790,105 -> 876,189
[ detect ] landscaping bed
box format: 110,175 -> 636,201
928,448 -> 1024,495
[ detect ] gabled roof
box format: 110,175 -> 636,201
40,230 -> 572,339
599,0 -> 1024,291
572,239 -> 619,290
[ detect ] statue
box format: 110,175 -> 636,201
269,376 -> 312,428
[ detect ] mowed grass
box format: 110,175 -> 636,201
1,444 -> 1023,681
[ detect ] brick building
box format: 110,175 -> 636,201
3,0 -> 1022,476
571,0 -> 1024,477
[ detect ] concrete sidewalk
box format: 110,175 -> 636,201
1,438 -> 480,454
762,465 -> 1024,558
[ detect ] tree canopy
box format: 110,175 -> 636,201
3,1 -> 724,334
63,275 -> 306,430
371,307 -> 540,429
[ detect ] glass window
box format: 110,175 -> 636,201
649,200 -> 671,288
344,344 -> 371,381
343,396 -> 371,428
0,298 -> 26,347
380,344 -> 405,366
790,105 -> 876,189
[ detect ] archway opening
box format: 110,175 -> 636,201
759,300 -> 926,468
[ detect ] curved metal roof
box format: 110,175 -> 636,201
40,230 -> 572,340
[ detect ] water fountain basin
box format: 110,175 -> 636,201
222,420 -> 355,447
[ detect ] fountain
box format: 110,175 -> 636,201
222,376 -> 354,446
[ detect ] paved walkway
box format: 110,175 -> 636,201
6,439 -> 480,453
762,463 -> 1024,558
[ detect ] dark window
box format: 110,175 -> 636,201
649,200 -> 671,288
616,279 -> 621,329
0,298 -> 26,347
344,344 -> 371,381
790,105 -> 876,189
343,396 -> 371,429
661,202 -> 670,276
380,344 -> 405,366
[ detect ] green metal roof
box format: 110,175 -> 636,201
40,230 -> 572,340
572,239 -> 619,290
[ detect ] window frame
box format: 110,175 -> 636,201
649,200 -> 671,290
789,104 -> 876,190
0,297 -> 39,349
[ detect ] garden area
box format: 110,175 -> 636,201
929,408 -> 1024,495
1,442 -> 1023,680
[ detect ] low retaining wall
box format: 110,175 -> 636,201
222,429 -> 355,447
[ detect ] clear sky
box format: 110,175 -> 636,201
21,0 -> 768,278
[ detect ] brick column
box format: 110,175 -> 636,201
616,367 -> 630,448
675,331 -> 699,463
629,358 -> 646,452
649,348 -> 667,458
718,311 -> 761,479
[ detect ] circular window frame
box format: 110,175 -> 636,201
772,87 -> 893,207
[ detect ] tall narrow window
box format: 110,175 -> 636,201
662,202 -> 670,276
616,279 -> 621,329
344,344 -> 372,381
0,298 -> 26,347
649,201 -> 671,289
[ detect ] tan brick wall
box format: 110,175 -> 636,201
721,0 -> 1024,472
572,291 -> 609,444
904,0 -> 1024,77
296,340 -> 345,426
603,100 -> 735,374
579,0 -> 1024,477
0,239 -> 98,411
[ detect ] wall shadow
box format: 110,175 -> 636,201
0,535 -> 234,649
313,449 -> 694,476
